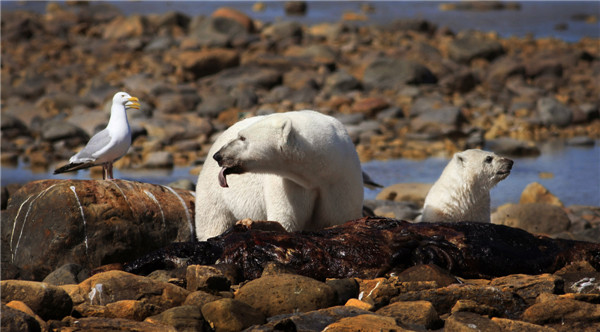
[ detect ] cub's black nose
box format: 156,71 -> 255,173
213,151 -> 222,163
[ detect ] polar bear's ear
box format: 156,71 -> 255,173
279,117 -> 293,146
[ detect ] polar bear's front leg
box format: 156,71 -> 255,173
263,175 -> 316,232
195,186 -> 236,241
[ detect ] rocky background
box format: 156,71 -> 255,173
1,1 -> 600,331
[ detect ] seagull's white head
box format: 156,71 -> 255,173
113,91 -> 140,110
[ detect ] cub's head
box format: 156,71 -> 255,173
214,115 -> 292,187
452,149 -> 513,189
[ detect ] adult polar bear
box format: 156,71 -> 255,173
195,110 -> 364,241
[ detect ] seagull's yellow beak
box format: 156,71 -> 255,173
126,96 -> 140,110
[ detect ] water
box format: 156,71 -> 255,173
3,1 -> 599,42
2,143 -> 599,208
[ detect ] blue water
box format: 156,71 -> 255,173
3,1 -> 599,42
2,143 -> 599,208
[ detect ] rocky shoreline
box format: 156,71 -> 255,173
2,2 -> 599,331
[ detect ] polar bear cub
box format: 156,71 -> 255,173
421,149 -> 513,223
195,110 -> 364,241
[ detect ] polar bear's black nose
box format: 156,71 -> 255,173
213,151 -> 223,163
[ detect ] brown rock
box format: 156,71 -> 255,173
392,284 -> 527,318
345,298 -> 374,311
1,280 -> 73,320
184,290 -> 223,307
1,179 -> 195,280
174,49 -> 239,81
376,300 -> 442,329
395,264 -> 458,287
103,15 -> 148,39
1,304 -> 42,332
5,300 -> 46,330
491,203 -> 571,235
324,314 -> 407,331
522,298 -> 600,325
451,299 -> 501,317
145,305 -> 206,332
520,182 -> 564,207
445,311 -> 503,332
491,317 -> 557,332
186,265 -> 232,292
554,261 -> 600,294
235,274 -> 336,317
352,97 -> 390,117
212,7 -> 254,32
490,274 -> 564,304
105,300 -> 161,321
376,183 -> 432,207
75,270 -> 189,309
64,316 -> 176,331
357,277 -> 438,308
201,298 -> 266,332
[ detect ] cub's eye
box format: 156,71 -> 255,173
239,136 -> 246,142
485,156 -> 493,163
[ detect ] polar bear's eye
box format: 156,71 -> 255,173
239,135 -> 246,142
485,156 -> 493,163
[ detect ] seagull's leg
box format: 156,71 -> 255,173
108,163 -> 114,179
102,163 -> 107,180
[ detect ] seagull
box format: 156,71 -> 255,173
54,92 -> 140,180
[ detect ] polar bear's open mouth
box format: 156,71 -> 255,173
218,166 -> 246,188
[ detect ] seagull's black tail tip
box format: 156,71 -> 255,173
54,162 -> 89,175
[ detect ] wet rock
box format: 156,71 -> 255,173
266,305 -> 374,331
1,303 -> 42,332
448,31 -> 505,63
451,299 -> 502,317
1,280 -> 73,320
235,274 -> 337,317
201,298 -> 266,332
1,115 -> 30,139
392,284 -> 527,318
492,203 -> 571,235
42,263 -> 89,286
367,200 -> 421,221
145,305 -> 207,332
376,300 -> 442,329
520,182 -> 564,207
376,182 -> 433,207
537,97 -> 573,127
75,270 -> 189,308
490,274 -> 564,305
1,180 -> 195,280
324,314 -> 404,331
363,58 -> 437,89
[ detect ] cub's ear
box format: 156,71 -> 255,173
455,152 -> 465,165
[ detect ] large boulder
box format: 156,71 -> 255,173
1,179 -> 194,281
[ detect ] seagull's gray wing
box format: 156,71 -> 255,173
72,128 -> 112,162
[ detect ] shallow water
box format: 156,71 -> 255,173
3,143 -> 599,209
3,1 -> 599,42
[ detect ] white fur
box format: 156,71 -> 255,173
421,149 -> 513,223
194,110 -> 364,240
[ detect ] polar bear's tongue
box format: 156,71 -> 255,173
218,167 -> 229,188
